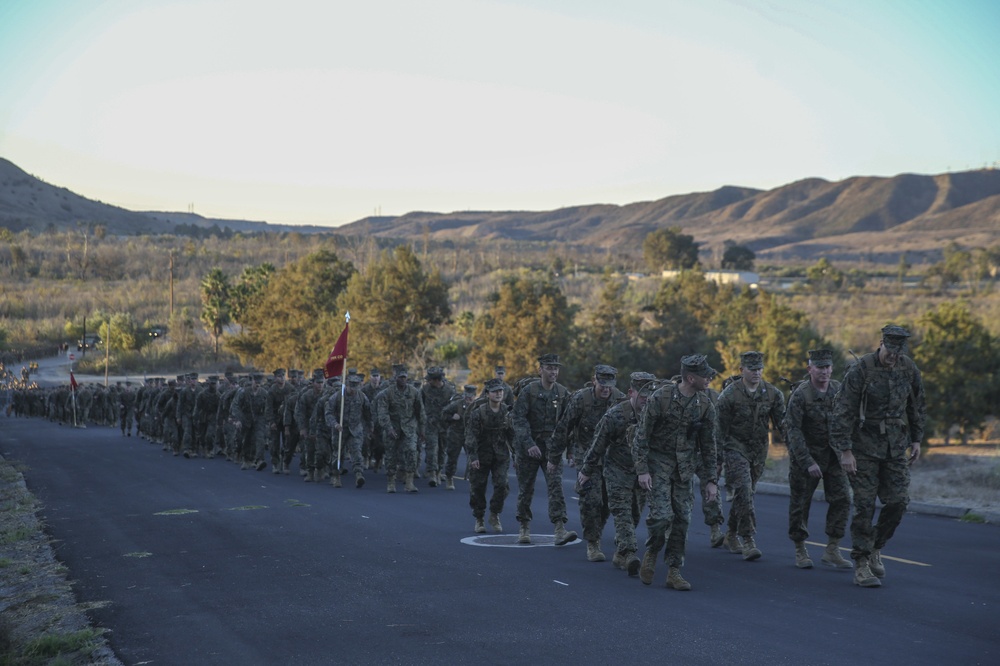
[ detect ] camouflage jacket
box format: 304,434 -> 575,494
547,386 -> 626,465
375,384 -> 426,438
420,383 -> 455,433
512,380 -> 569,455
631,381 -> 717,484
230,386 -> 267,426
783,379 -> 841,470
716,378 -> 785,466
465,402 -> 513,463
192,388 -> 220,426
580,397 -> 640,477
325,388 -> 373,442
441,396 -> 476,443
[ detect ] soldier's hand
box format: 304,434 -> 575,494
546,461 -> 557,474
807,462 -> 822,479
334,423 -> 342,432
451,413 -> 461,421
577,471 -> 589,486
470,460 -> 480,470
234,422 -> 242,429
566,457 -> 575,468
909,441 -> 921,464
840,449 -> 857,475
388,429 -> 397,440
704,481 -> 718,503
638,472 -> 652,491
527,445 -> 542,459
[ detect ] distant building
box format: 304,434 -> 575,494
661,269 -> 759,287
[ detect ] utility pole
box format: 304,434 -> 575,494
81,315 -> 87,358
104,318 -> 111,387
169,251 -> 175,317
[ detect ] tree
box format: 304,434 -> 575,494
230,263 -> 275,332
572,270 -> 644,385
642,271 -> 720,379
98,312 -> 139,353
337,245 -> 450,374
231,250 -> 355,370
805,257 -> 845,292
914,302 -> 1000,444
467,272 -> 576,383
721,244 -> 756,271
642,227 -> 700,273
199,268 -> 232,360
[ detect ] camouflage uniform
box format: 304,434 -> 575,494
119,384 -> 136,436
441,387 -> 478,484
294,375 -> 325,478
420,369 -> 455,482
193,378 -> 221,457
265,370 -> 292,472
465,395 -> 513,522
175,376 -> 199,456
325,378 -> 373,484
230,377 -> 268,469
361,372 -> 386,470
156,382 -> 180,453
831,334 -> 925,565
375,368 -> 426,482
632,381 -> 718,568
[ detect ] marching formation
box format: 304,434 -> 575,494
7,324 -> 925,591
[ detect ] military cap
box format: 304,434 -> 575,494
273,368 -> 286,378
739,351 -> 765,370
807,349 -> 834,367
250,372 -> 264,382
637,379 -> 662,397
629,371 -> 657,392
681,354 -> 718,378
206,375 -> 219,383
347,367 -> 358,376
325,376 -> 340,386
463,384 -> 478,396
484,378 -> 505,392
537,353 -> 562,366
495,365 -> 506,373
224,371 -> 235,379
370,368 -> 381,377
125,381 -> 133,386
347,374 -> 363,385
310,372 -> 324,384
311,368 -> 326,380
881,324 -> 911,351
187,372 -> 199,380
594,364 -> 618,387
167,379 -> 178,387
425,366 -> 444,379
392,364 -> 409,378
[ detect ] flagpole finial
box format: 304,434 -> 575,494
345,311 -> 351,323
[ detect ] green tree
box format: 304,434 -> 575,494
231,250 -> 355,370
230,263 -> 275,332
914,302 -> 1000,444
643,271 -> 720,379
642,227 -> 700,273
468,272 -> 576,383
721,244 -> 756,271
200,268 -> 232,360
572,270 -> 645,384
98,312 -> 139,353
337,245 -> 450,374
805,257 -> 845,292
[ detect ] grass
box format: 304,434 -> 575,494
19,628 -> 105,664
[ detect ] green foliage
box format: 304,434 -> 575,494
337,245 -> 450,373
199,267 -> 232,359
571,271 -> 645,384
914,301 -> 1000,443
230,263 -> 275,330
642,226 -> 700,273
98,312 -> 139,352
468,272 -> 576,382
642,271 -> 720,379
721,244 -> 756,271
805,257 -> 846,291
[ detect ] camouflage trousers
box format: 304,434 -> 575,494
787,450 -> 851,543
515,450 -> 569,526
422,426 -> 444,474
283,427 -> 300,468
604,463 -> 647,556
469,451 -> 510,519
643,455 -> 695,568
162,417 -> 179,453
179,415 -> 196,454
317,432 -> 363,473
576,471 -> 610,543
848,451 -> 910,560
385,431 -> 418,475
725,450 -> 764,538
442,433 -> 464,479
119,408 -> 134,434
268,425 -> 284,467
238,421 -> 267,463
697,473 -> 724,527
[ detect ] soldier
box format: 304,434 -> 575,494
466,378 -> 514,533
279,370 -> 305,473
420,367 -> 455,487
717,351 -> 786,561
480,364 -> 514,409
633,355 -> 719,590
231,373 -> 268,471
511,353 -> 577,546
193,376 -> 221,458
326,373 -> 373,488
119,381 -> 136,436
832,325 -> 925,588
295,370 -> 326,481
176,373 -> 199,458
441,385 -> 478,490
310,377 -> 341,482
265,369 -> 292,473
157,378 -> 181,454
375,365 -> 426,494
218,375 -> 241,461
578,371 -> 657,576
783,349 -> 854,570
361,368 -> 386,472
547,364 -> 625,562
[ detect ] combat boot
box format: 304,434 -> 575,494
387,476 -> 397,493
271,464 -> 280,474
742,536 -> 762,561
612,551 -> 627,570
474,517 -> 486,534
869,549 -> 886,578
355,471 -> 365,488
446,476 -> 455,490
666,567 -> 692,591
330,473 -> 342,488
821,540 -> 853,569
488,513 -> 502,533
626,554 -> 641,577
710,524 -> 724,548
553,521 -> 578,546
639,550 -> 657,585
723,531 -> 742,554
586,541 -> 606,562
428,471 -> 438,488
794,541 -> 813,569
518,523 -> 531,544
404,473 -> 419,493
854,557 -> 882,587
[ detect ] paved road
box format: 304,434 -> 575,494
2,417 -> 998,665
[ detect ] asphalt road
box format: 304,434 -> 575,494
2,417 -> 998,666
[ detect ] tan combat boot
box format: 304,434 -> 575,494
446,476 -> 455,490
639,550 -> 657,585
612,551 -> 627,570
474,517 -> 486,534
330,473 -> 342,488
303,470 -> 314,483
666,567 -> 692,591
794,541 -> 813,569
428,472 -> 438,488
518,523 -> 531,544
625,553 -> 641,577
869,549 -> 886,578
355,470 -> 365,488
854,557 -> 882,587
404,473 -> 419,493
586,541 -> 606,562
710,524 -> 724,548
742,536 -> 762,561
387,475 -> 397,493
488,513 -> 502,533
553,521 -> 578,546
821,540 -> 853,569
723,531 -> 742,554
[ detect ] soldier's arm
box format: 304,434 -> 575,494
547,394 -> 580,465
696,401 -> 719,484
907,362 -> 926,444
783,390 -> 816,469
830,367 -> 864,452
580,412 -> 612,478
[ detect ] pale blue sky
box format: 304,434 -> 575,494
1,0 -> 997,226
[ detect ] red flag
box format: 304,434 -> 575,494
70,371 -> 79,391
324,323 -> 349,379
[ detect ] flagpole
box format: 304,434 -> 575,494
336,312 -> 350,471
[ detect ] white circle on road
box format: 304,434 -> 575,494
461,534 -> 582,548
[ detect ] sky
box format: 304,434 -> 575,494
1,0 -> 998,226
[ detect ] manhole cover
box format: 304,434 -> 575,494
460,534 -> 581,548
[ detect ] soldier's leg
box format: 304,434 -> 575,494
401,432 -> 419,475
643,457 -> 670,555
488,456 -> 510,516
874,456 -> 910,550
605,464 -> 640,557
542,457 -> 569,526
423,427 -> 439,476
283,428 -> 299,470
664,476 -> 694,568
514,456 -> 540,525
848,452 -> 880,561
269,428 -> 282,468
725,451 -> 755,538
788,462 -> 821,544
469,461 -> 489,520
443,434 -> 463,480
821,460 -> 852,541
577,473 -> 605,542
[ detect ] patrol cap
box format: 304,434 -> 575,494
311,368 -> 326,380
537,353 -> 562,367
629,371 -> 657,393
681,354 -> 718,378
206,375 -> 219,383
463,384 -> 478,396
347,367 -> 358,376
807,349 -> 834,367
739,351 -> 765,370
347,374 -> 363,385
881,324 -> 911,351
273,368 -> 286,378
495,365 -> 506,373
637,379 -> 663,397
425,366 -> 444,380
484,378 -> 505,392
392,364 -> 409,378
188,372 -> 199,380
250,372 -> 264,383
325,376 -> 340,386
594,364 -> 618,387
167,379 -> 178,387
370,368 -> 381,377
